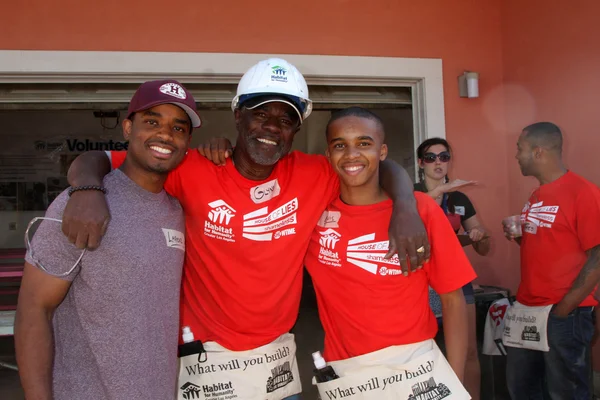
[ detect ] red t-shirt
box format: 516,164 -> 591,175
517,171 -> 600,307
303,192 -> 476,361
110,150 -> 339,350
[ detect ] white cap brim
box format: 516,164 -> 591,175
169,102 -> 202,128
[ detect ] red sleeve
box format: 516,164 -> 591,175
107,150 -> 192,200
417,192 -> 477,294
108,150 -> 126,169
575,184 -> 600,251
311,154 -> 340,204
162,152 -> 199,199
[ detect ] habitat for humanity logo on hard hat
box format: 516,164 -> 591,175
271,65 -> 288,83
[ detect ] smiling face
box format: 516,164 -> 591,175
234,102 -> 301,166
326,115 -> 387,191
122,103 -> 191,174
417,143 -> 450,181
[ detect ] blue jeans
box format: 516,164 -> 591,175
506,306 -> 594,400
283,395 -> 302,400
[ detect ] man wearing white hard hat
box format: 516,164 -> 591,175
60,58 -> 429,399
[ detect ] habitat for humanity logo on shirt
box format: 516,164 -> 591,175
204,199 -> 236,243
317,229 -> 342,268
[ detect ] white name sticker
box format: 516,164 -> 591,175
162,228 -> 185,251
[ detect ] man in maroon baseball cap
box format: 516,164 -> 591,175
120,79 -> 200,175
128,79 -> 201,128
15,79 -> 198,399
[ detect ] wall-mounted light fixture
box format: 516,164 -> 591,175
458,71 -> 479,98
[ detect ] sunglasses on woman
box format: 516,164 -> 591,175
422,151 -> 451,163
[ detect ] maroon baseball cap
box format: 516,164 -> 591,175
128,79 -> 201,128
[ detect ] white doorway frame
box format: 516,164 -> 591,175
0,51 -> 446,175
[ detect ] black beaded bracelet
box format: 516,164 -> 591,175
68,185 -> 107,197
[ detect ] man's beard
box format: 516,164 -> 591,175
244,134 -> 291,166
147,163 -> 171,174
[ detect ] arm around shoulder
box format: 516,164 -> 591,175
67,151 -> 111,187
379,160 -> 415,203
379,160 -> 430,269
63,151 -> 113,250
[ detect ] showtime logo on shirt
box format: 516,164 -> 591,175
318,229 -> 342,267
204,199 -> 236,242
522,200 -> 560,235
346,233 -> 402,276
242,198 -> 298,241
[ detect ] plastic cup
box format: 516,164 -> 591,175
502,215 -> 522,237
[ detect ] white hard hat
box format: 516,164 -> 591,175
231,58 -> 313,122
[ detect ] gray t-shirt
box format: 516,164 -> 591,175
26,169 -> 185,400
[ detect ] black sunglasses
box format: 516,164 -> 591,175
422,151 -> 451,163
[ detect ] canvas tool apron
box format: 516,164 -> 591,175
314,339 -> 470,400
178,333 -> 302,400
502,301 -> 552,352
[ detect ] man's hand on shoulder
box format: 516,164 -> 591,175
386,197 -> 430,275
62,191 -> 110,250
62,151 -> 112,250
197,137 -> 233,166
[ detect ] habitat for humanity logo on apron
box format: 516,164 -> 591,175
502,301 -> 552,352
178,333 -> 301,400
314,339 -> 470,400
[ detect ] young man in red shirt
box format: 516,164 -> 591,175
304,107 -> 475,399
502,122 -> 600,399
61,59 -> 430,399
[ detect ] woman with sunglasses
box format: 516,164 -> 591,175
414,137 -> 490,400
